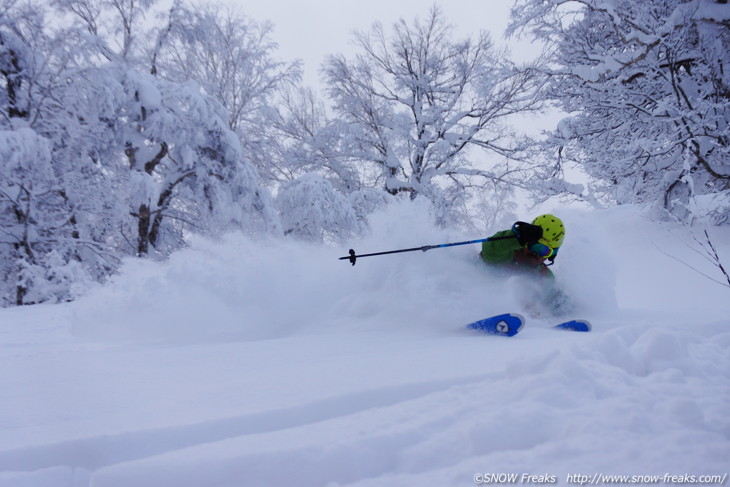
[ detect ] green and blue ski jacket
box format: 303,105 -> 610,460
480,230 -> 555,279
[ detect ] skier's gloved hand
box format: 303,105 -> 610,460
511,221 -> 543,246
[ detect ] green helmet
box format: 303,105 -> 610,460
532,214 -> 565,248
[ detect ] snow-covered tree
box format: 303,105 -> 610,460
53,0 -> 156,63
55,0 -> 278,257
110,68 -> 276,256
321,6 -> 545,224
276,173 -> 365,243
509,0 -> 730,224
0,130 -> 65,305
148,2 -> 301,184
0,5 -> 108,305
0,0 -> 282,306
268,88 -> 339,182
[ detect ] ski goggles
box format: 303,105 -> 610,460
528,242 -> 557,259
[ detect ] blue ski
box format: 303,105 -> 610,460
466,313 -> 525,337
467,315 -> 591,336
554,319 -> 591,332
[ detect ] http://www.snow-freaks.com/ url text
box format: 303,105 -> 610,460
473,473 -> 728,485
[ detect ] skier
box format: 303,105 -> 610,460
480,214 -> 569,313
480,214 -> 565,275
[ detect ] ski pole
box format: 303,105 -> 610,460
339,235 -> 516,266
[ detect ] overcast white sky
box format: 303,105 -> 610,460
234,0 -> 520,88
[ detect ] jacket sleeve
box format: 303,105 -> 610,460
480,230 -> 521,266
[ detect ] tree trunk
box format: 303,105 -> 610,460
137,204 -> 151,256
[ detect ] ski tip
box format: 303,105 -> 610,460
503,313 -> 526,336
554,319 -> 591,332
467,313 -> 525,337
514,315 -> 526,334
511,313 -> 526,329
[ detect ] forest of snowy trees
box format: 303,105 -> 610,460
1,0 -> 728,306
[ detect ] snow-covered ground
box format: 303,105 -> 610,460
1,204 -> 729,487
